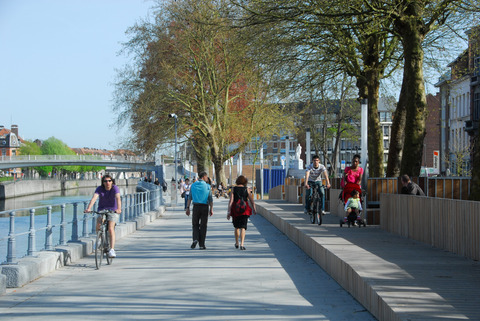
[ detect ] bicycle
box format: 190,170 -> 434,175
91,210 -> 115,269
308,184 -> 325,225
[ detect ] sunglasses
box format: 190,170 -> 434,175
104,179 -> 112,182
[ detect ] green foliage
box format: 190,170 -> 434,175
19,140 -> 42,155
20,137 -> 105,177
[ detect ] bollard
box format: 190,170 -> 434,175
5,211 -> 17,264
60,204 -> 67,245
27,208 -> 36,256
45,206 -> 53,251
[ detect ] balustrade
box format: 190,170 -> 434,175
0,187 -> 162,264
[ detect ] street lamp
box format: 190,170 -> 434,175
168,113 -> 178,190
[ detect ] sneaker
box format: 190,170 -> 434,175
199,246 -> 207,250
191,241 -> 198,249
108,249 -> 116,258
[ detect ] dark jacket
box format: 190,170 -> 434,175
401,181 -> 425,196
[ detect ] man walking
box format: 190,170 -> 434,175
185,171 -> 213,250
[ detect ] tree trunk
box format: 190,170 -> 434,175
470,135 -> 480,200
396,19 -> 427,177
366,70 -> 384,177
386,75 -> 408,177
355,68 -> 384,177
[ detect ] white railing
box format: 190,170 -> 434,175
0,154 -> 153,163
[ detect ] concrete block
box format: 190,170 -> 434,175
1,251 -> 62,288
0,273 -> 5,295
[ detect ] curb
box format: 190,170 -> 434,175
0,206 -> 166,292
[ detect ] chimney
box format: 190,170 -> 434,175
11,125 -> 18,137
0,125 -> 4,131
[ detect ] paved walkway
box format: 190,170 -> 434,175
0,198 -> 375,321
257,200 -> 480,321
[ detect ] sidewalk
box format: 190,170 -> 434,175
257,199 -> 480,321
0,198 -> 376,321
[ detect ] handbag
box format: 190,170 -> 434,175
181,191 -> 186,198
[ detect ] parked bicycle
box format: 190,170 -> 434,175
90,210 -> 115,269
309,184 -> 325,225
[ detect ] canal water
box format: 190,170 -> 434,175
0,185 -> 139,262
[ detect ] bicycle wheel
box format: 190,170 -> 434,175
316,199 -> 322,225
95,231 -> 103,269
309,196 -> 316,224
105,229 -> 112,265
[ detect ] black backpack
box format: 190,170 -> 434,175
234,197 -> 247,214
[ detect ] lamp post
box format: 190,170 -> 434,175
169,113 -> 178,201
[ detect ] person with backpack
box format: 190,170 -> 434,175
227,175 -> 256,250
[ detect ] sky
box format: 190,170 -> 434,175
0,0 -> 156,150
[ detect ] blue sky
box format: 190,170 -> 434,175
0,0 -> 155,150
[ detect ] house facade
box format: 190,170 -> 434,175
436,26 -> 480,176
0,125 -> 22,157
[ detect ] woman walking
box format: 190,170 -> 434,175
227,175 -> 256,250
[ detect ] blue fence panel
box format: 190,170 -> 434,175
256,169 -> 286,193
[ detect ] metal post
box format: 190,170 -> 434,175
306,128 -> 311,165
120,195 -> 125,223
27,208 -> 36,256
82,203 -> 88,238
45,206 -> 53,250
72,203 -> 78,242
260,147 -> 264,200
285,136 -> 290,177
60,204 -> 67,245
5,211 -> 17,264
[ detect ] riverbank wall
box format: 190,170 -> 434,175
0,179 -> 139,200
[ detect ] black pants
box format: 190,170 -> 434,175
192,204 -> 209,247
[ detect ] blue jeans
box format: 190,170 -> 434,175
305,181 -> 324,212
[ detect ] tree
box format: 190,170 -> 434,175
364,0 -> 477,177
19,140 -> 41,155
233,0 -> 402,177
114,0 -> 292,184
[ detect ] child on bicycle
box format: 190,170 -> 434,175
344,189 -> 362,226
84,174 -> 122,258
304,155 -> 331,214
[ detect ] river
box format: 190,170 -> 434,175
0,185 -> 140,262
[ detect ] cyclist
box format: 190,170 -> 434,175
304,155 -> 331,214
84,174 -> 122,258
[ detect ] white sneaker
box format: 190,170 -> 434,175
108,249 -> 116,258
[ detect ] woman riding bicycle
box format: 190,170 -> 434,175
341,154 -> 363,204
84,174 -> 122,258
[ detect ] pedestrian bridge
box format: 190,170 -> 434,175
0,155 -> 157,171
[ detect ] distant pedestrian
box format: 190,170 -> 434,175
185,172 -> 213,250
154,178 -> 160,186
400,175 -> 425,196
227,175 -> 256,250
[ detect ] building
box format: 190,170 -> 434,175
436,26 -> 480,176
240,97 -> 395,177
0,125 -> 22,157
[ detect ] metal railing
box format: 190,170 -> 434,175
0,154 -> 153,163
0,187 -> 162,265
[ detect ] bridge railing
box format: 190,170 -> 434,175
0,187 -> 161,265
0,154 -> 154,163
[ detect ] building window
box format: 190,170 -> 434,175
474,93 -> 480,121
383,126 -> 390,136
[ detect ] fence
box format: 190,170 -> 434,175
380,193 -> 480,261
0,186 -> 162,264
